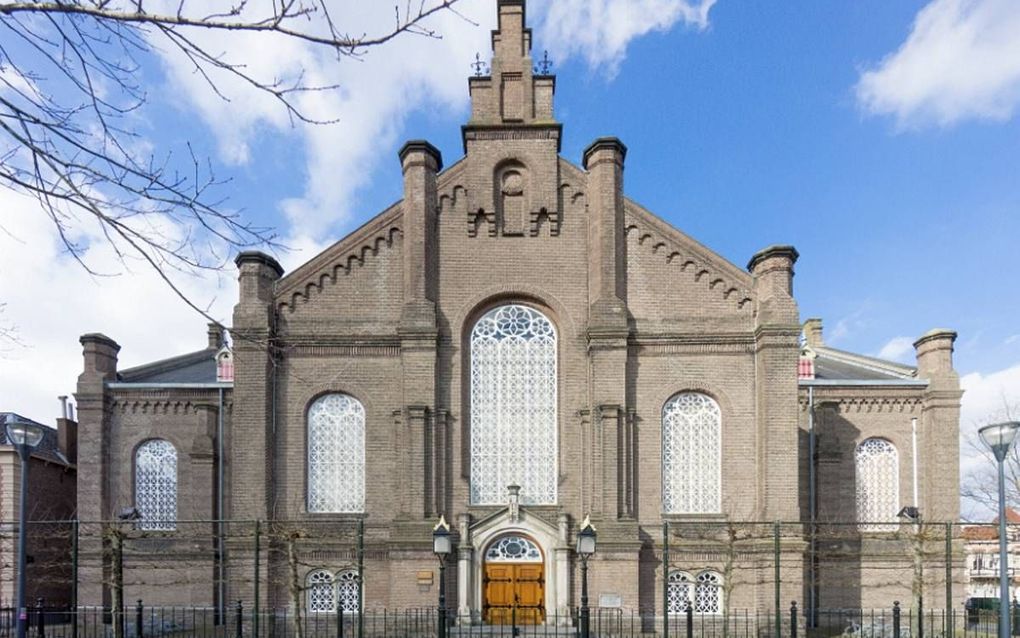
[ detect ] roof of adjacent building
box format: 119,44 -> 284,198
962,509 -> 1020,541
810,345 -> 919,382
0,412 -> 70,466
118,347 -> 220,384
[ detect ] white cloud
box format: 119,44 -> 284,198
155,1 -> 494,258
1,0 -> 714,422
958,363 -> 1020,515
1006,334 -> 1020,345
960,364 -> 1020,430
0,189 -> 235,423
856,0 -> 1020,128
876,336 -> 915,363
535,0 -> 716,76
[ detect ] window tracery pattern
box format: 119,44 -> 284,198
667,571 -> 693,614
307,394 -> 365,513
306,570 -> 335,613
856,438 -> 899,531
470,304 -> 557,505
694,571 -> 722,614
336,571 -> 359,613
484,535 -> 543,563
662,392 -> 722,514
135,439 -> 177,531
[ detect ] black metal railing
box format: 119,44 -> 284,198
2,603 -> 1013,638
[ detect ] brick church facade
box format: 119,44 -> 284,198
73,0 -> 963,621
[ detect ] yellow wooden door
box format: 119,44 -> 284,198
484,564 -> 545,624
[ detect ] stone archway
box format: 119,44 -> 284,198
457,498 -> 571,625
482,534 -> 545,624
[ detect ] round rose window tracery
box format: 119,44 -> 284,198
484,535 -> 543,563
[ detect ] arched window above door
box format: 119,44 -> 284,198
470,304 -> 558,505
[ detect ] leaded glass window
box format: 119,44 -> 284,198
470,304 -> 557,505
306,570 -> 335,613
662,392 -> 721,514
337,571 -> 359,613
307,394 -> 365,513
667,571 -> 693,614
135,439 -> 177,531
856,438 -> 899,531
484,535 -> 543,563
694,571 -> 722,614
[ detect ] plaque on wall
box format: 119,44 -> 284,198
598,593 -> 622,609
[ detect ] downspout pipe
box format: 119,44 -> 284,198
217,386 -> 226,623
808,386 -> 817,627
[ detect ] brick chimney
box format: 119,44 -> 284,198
803,318 -> 824,348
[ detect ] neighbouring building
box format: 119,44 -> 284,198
963,511 -> 1020,601
71,0 -> 964,623
0,409 -> 77,607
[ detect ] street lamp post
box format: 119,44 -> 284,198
979,421 -> 1020,638
576,516 -> 597,638
5,415 -> 47,638
433,517 -> 452,638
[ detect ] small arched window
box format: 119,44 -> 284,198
135,439 -> 177,531
306,570 -> 335,613
662,392 -> 722,514
305,569 -> 359,613
856,438 -> 899,531
666,571 -> 693,614
694,571 -> 723,614
307,394 -> 365,513
336,570 -> 359,613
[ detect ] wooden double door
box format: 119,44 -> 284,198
483,563 -> 545,624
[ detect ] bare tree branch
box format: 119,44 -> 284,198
0,0 -> 467,330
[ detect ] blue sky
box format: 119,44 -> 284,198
1,0 -> 1018,479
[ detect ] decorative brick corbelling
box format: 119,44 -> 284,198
624,215 -> 754,310
276,206 -> 403,313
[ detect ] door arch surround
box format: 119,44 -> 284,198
482,534 -> 545,624
467,516 -> 564,626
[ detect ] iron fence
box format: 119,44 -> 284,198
2,604 -> 1018,638
1,519 -> 1014,638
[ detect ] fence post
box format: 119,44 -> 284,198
35,597 -> 45,638
357,518 -> 365,638
71,520 -> 79,638
774,522 -> 782,638
946,522 -> 954,638
236,600 -> 243,638
135,600 -> 143,638
685,600 -> 693,638
663,522 -> 670,638
791,601 -> 798,638
254,520 -> 261,638
893,601 -> 901,638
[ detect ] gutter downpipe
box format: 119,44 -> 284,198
217,386 -> 226,624
808,386 -> 817,627
911,417 -> 920,512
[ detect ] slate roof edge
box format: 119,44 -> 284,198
799,379 -> 928,387
118,347 -> 217,382
813,345 -> 918,379
107,382 -> 232,390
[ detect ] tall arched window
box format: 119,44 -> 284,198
470,304 -> 557,505
662,392 -> 722,514
307,394 -> 365,513
135,439 -> 177,531
856,438 -> 899,531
